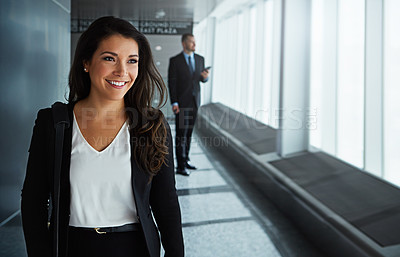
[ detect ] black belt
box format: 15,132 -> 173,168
69,223 -> 141,234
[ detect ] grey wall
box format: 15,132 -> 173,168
0,0 -> 71,222
146,34 -> 183,118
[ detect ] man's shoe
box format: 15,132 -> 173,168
176,168 -> 190,176
185,161 -> 197,170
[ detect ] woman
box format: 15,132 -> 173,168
21,16 -> 184,257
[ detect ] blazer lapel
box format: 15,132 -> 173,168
194,54 -> 201,76
129,135 -> 151,206
61,102 -> 75,206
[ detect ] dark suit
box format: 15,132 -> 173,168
21,102 -> 184,257
168,52 -> 207,169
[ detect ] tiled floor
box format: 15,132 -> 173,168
0,123 -> 322,257
0,212 -> 26,257
172,123 -> 324,257
171,124 -> 281,257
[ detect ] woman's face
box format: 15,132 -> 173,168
84,34 -> 139,102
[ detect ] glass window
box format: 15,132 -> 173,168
384,0 -> 400,185
247,6 -> 257,115
309,0 -> 323,148
212,19 -> 225,103
227,16 -> 238,109
258,0 -> 274,126
235,12 -> 244,111
336,0 -> 365,168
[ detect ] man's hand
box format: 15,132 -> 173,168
172,104 -> 180,114
201,69 -> 209,80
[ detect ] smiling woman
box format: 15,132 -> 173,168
21,16 -> 184,257
83,34 -> 139,102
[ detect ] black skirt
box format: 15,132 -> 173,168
67,226 -> 150,257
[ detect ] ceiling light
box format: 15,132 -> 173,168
155,46 -> 162,51
155,9 -> 166,19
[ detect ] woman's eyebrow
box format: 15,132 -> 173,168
100,51 -> 118,56
100,51 -> 138,58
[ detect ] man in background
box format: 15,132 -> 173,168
168,33 -> 210,176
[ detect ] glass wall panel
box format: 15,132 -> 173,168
238,9 -> 250,114
209,2 -> 277,130
227,16 -> 238,109
259,0 -> 274,125
336,0 -> 365,168
247,6 -> 257,116
309,0 -> 323,149
213,17 -> 240,111
212,19 -> 225,104
235,12 -> 245,111
384,0 -> 400,185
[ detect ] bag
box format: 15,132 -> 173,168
51,102 -> 70,257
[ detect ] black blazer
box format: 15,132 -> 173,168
168,52 -> 207,109
21,102 -> 184,257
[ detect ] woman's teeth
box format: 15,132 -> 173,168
108,80 -> 125,86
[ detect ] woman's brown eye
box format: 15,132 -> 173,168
103,56 -> 114,61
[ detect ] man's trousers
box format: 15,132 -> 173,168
175,104 -> 198,170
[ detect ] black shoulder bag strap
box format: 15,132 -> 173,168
51,102 -> 70,257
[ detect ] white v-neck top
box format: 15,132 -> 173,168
69,113 -> 138,228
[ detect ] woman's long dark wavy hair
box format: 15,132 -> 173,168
69,16 -> 168,179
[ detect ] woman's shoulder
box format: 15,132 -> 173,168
35,107 -> 52,124
34,101 -> 74,126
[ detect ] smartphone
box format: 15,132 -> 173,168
203,66 -> 212,72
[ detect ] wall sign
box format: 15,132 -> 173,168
71,19 -> 193,35
138,21 -> 192,35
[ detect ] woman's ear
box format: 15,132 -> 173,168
83,60 -> 89,72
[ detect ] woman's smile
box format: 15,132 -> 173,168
105,79 -> 129,89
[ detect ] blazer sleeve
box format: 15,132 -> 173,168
21,109 -> 52,257
168,57 -> 178,105
149,122 -> 184,257
198,56 -> 207,83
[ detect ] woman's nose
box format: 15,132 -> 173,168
114,62 -> 128,76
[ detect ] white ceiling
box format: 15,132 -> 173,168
72,0 -> 224,23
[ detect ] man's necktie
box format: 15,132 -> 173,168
188,56 -> 194,75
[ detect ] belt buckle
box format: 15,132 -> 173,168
94,227 -> 107,234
